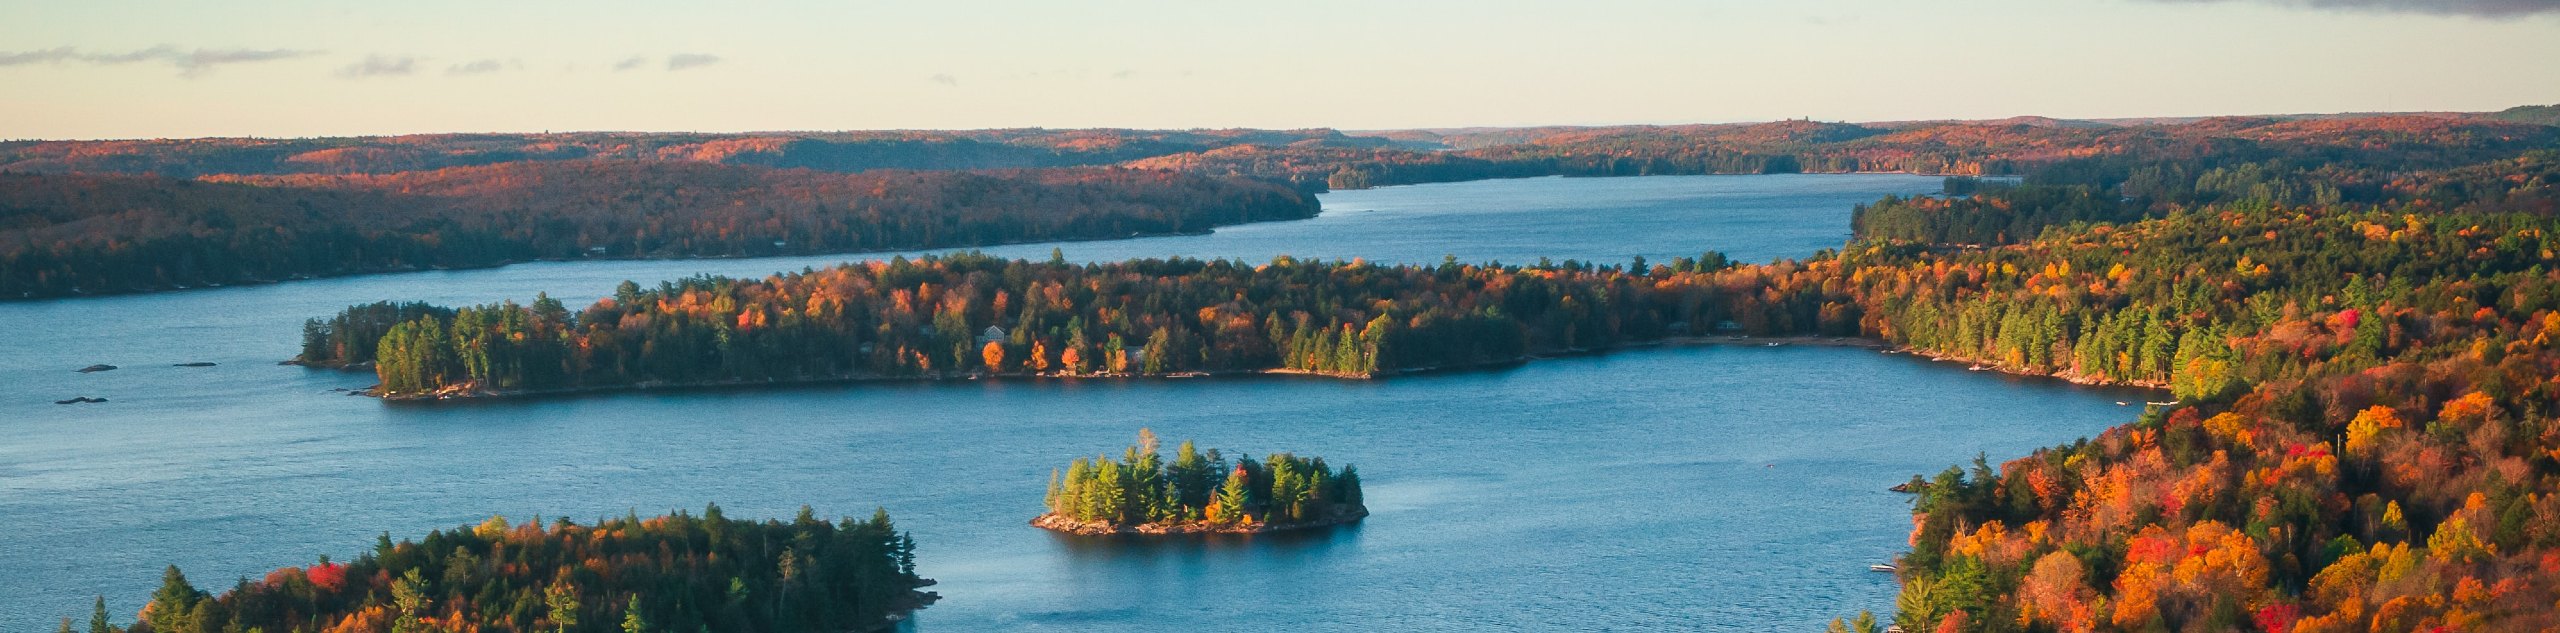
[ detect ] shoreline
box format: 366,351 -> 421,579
6,171 -> 1960,303
337,332 -> 2160,403
875,580 -> 942,633
1029,506 -> 1368,536
2,220 -> 1296,303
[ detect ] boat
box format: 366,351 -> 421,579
1870,563 -> 1897,572
2146,400 -> 2180,406
1966,365 -> 1990,371
2115,401 -> 2128,406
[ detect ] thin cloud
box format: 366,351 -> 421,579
2140,0 -> 2560,18
613,56 -> 649,72
0,45 -> 320,76
336,55 -> 416,78
0,47 -> 79,65
447,59 -> 506,75
930,73 -> 959,86
666,53 -> 722,71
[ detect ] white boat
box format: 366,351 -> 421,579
1870,563 -> 1897,572
1966,365 -> 1990,371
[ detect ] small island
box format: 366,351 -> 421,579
1036,430 -> 1366,535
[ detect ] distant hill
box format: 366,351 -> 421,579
0,163 -> 1316,298
0,128 -> 1380,178
2491,104 -> 2560,126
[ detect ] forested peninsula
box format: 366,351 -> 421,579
62,507 -> 930,633
1034,431 -> 1366,535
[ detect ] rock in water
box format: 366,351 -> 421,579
55,396 -> 108,405
173,362 -> 218,367
76,364 -> 118,373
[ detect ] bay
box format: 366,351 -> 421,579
0,174 -> 2146,631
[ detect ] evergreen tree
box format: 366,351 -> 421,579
143,566 -> 201,633
1214,466 -> 1252,524
545,581 -> 580,633
88,597 -> 114,633
621,594 -> 648,633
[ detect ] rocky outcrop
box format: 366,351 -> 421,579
1030,505 -> 1367,536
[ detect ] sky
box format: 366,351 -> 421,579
2,0 -> 2557,140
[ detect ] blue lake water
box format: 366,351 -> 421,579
0,173 -> 2150,631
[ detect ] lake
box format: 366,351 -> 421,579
0,174 -> 2149,631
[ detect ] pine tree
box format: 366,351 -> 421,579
1143,327 -> 1172,374
1063,459 -> 1093,519
621,595 -> 649,633
1213,465 -> 1252,524
145,566 -> 201,633
545,582 -> 581,633
88,597 -> 114,633
1086,458 -> 1128,523
1044,468 -> 1066,515
391,568 -> 429,633
1170,441 -> 1212,509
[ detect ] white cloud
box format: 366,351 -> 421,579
336,55 -> 416,78
0,45 -> 320,77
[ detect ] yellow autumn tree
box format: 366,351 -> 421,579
2343,405 -> 2402,458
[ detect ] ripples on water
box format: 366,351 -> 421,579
0,174 -> 2152,632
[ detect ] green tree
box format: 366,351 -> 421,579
620,594 -> 648,633
544,581 -> 581,633
1213,466 -> 1252,524
144,566 -> 201,633
87,597 -> 115,633
1826,611 -> 1882,633
391,568 -> 430,633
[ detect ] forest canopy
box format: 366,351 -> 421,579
299,248 -> 1811,398
71,506 -> 927,633
1038,430 -> 1366,532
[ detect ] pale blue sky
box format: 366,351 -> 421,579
2,0 -> 2556,139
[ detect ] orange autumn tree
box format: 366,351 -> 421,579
981,340 -> 1006,373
